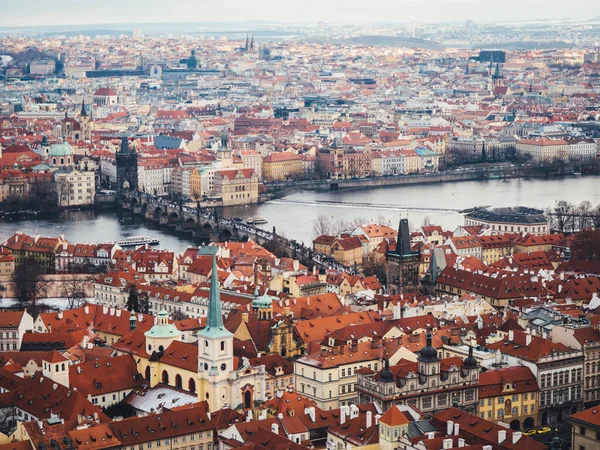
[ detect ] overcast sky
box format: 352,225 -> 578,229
1,0 -> 598,27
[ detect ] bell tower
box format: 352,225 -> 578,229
197,246 -> 235,411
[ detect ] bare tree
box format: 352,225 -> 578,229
549,200 -> 575,233
61,278 -> 89,309
576,201 -> 593,231
313,214 -> 332,238
592,204 -> 600,230
12,256 -> 50,317
171,310 -> 189,321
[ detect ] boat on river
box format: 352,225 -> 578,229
246,217 -> 267,225
108,236 -> 160,247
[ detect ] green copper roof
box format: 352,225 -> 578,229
144,310 -> 180,339
199,246 -> 233,339
253,290 -> 272,309
48,141 -> 73,157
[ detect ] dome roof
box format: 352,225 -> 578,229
253,290 -> 273,309
48,141 -> 73,157
144,310 -> 180,339
379,358 -> 394,383
419,332 -> 438,362
464,345 -> 478,369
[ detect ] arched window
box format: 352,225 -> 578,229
188,378 -> 196,394
61,363 -> 65,370
221,341 -> 225,351
60,158 -> 64,165
162,370 -> 169,385
175,374 -> 182,389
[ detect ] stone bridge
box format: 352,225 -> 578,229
122,193 -> 356,274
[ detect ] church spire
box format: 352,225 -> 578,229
80,98 -> 88,117
198,246 -> 231,336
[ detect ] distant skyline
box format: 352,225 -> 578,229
1,0 -> 599,27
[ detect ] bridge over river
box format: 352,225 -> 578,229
122,193 -> 358,274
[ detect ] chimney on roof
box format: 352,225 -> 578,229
454,423 -> 460,435
84,305 -> 89,314
350,404 -> 359,419
242,312 -> 249,323
508,330 -> 514,342
116,309 -> 122,317
512,431 -> 522,444
498,429 -> 506,444
304,407 -> 316,422
103,305 -> 108,315
525,334 -> 532,346
366,411 -> 373,428
446,420 -> 454,436
443,439 -> 453,450
57,311 -> 63,319
271,422 -> 279,434
246,410 -> 252,422
458,438 -> 465,447
375,414 -> 381,425
52,383 -> 58,391
340,405 -> 349,424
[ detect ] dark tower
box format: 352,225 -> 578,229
250,35 -> 254,50
386,218 -> 421,294
116,136 -> 138,199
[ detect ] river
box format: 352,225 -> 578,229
1,176 -> 599,250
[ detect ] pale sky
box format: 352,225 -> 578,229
0,0 -> 598,27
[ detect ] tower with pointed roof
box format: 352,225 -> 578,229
386,218 -> 421,295
79,98 -> 91,140
197,246 -> 266,411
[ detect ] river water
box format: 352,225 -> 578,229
1,176 -> 599,250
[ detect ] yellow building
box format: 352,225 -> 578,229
214,168 -> 259,206
400,149 -> 420,174
262,152 -> 304,181
478,366 -> 539,431
189,167 -> 202,199
109,405 -> 216,450
331,236 -> 364,267
516,138 -> 568,162
379,405 -> 421,450
479,235 -> 514,265
312,235 -> 335,255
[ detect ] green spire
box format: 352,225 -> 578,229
493,63 -> 501,79
198,246 -> 232,338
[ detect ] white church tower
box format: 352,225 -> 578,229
197,246 -> 266,411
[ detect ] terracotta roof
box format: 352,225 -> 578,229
69,355 -> 142,397
479,366 -> 538,399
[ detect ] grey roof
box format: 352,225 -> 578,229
465,206 -> 547,225
154,135 -> 184,150
406,420 -> 438,438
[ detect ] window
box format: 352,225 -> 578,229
580,426 -> 586,436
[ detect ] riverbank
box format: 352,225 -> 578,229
264,162 -> 584,198
3,176 -> 600,249
0,273 -> 95,299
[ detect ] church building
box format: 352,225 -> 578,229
113,246 -> 267,412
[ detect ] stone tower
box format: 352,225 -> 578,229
386,218 -> 421,294
116,136 -> 138,198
